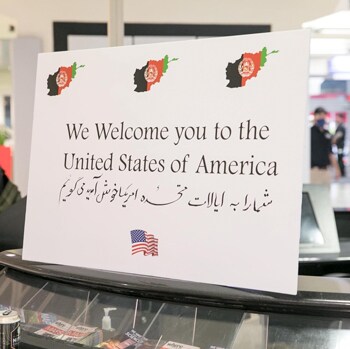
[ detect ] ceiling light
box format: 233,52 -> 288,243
303,11 -> 350,32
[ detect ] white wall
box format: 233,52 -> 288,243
0,0 -> 340,52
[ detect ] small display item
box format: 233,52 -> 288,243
102,308 -> 117,331
23,310 -> 57,325
97,329 -> 145,349
161,341 -> 200,349
35,319 -> 99,345
0,310 -> 20,349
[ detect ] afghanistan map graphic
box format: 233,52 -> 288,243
226,47 -> 278,88
134,55 -> 178,92
47,62 -> 85,96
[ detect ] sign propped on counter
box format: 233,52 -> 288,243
23,30 -> 310,295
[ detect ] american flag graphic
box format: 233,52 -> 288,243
130,230 -> 158,256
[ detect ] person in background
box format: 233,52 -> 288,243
310,107 -> 341,184
332,112 -> 346,177
0,166 -> 21,213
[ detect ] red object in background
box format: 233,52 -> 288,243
0,146 -> 12,179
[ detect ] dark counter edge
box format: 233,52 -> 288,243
1,250 -> 350,319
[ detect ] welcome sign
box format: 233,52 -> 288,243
23,30 -> 310,294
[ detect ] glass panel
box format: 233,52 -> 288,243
192,306 -> 243,349
0,269 -> 48,311
336,319 -> 350,349
97,301 -> 244,349
231,313 -> 269,349
0,268 -> 247,348
2,267 -> 350,349
0,269 -> 97,345
268,313 -> 340,349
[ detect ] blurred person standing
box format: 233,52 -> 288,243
332,112 -> 346,177
310,107 -> 340,184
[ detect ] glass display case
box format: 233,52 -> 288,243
1,249 -> 350,349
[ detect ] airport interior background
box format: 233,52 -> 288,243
2,2 -> 350,349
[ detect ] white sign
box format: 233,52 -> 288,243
23,30 -> 310,295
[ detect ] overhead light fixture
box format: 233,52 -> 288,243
303,1 -> 350,55
303,0 -> 350,35
303,11 -> 350,32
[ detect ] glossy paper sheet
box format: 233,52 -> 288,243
23,30 -> 310,294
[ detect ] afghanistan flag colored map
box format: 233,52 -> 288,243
47,62 -> 84,96
226,47 -> 278,88
134,55 -> 178,92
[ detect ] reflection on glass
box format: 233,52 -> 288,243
300,192 -> 325,245
268,313 -> 341,349
231,313 -> 268,349
3,267 -> 350,349
336,319 -> 350,349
